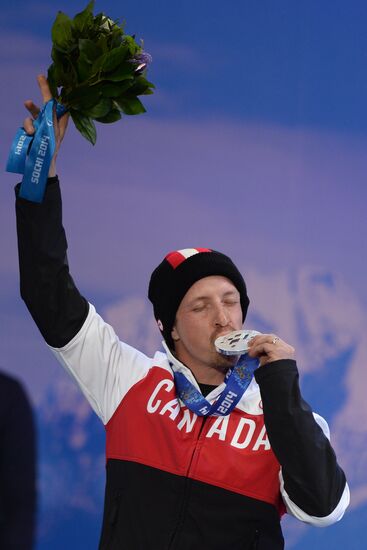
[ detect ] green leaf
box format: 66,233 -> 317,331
50,57 -> 71,88
109,28 -> 124,49
47,64 -> 58,98
73,1 -> 95,33
82,97 -> 112,118
78,39 -> 101,63
123,35 -> 139,56
106,62 -> 134,82
76,55 -> 92,82
114,96 -> 146,115
62,59 -> 79,88
97,34 -> 108,54
95,109 -> 122,123
101,82 -> 132,97
50,45 -> 78,87
51,11 -> 74,50
91,52 -> 107,74
79,0 -> 95,16
102,44 -> 129,72
51,46 -> 63,65
70,110 -> 97,145
128,76 -> 155,96
66,83 -> 103,109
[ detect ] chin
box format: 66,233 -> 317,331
214,352 -> 238,369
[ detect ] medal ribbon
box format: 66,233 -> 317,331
6,99 -> 67,203
173,353 -> 259,417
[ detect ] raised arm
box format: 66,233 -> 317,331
16,176 -> 88,347
16,75 -> 88,347
15,76 -> 152,425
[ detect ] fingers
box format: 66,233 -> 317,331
23,116 -> 36,135
249,334 -> 278,348
24,75 -> 52,118
24,100 -> 40,118
248,333 -> 295,366
23,75 -> 54,134
248,340 -> 275,359
37,74 -> 52,103
23,99 -> 40,134
23,75 -> 68,146
52,107 -> 70,145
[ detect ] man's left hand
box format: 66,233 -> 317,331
247,334 -> 295,367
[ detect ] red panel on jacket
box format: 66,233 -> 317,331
106,366 -> 283,511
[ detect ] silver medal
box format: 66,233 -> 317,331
215,329 -> 261,356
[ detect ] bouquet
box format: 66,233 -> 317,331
47,0 -> 154,144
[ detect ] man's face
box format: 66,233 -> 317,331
171,275 -> 243,381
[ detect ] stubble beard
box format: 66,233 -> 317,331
208,347 -> 239,375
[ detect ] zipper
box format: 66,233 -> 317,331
250,529 -> 260,550
186,415 -> 208,475
167,416 -> 208,549
101,490 -> 123,550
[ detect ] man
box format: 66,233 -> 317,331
15,76 -> 349,549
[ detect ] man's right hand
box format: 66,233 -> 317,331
23,75 -> 69,177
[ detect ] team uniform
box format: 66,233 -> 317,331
15,178 -> 349,549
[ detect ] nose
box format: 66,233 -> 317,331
214,303 -> 229,327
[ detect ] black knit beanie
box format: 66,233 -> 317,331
148,248 -> 250,348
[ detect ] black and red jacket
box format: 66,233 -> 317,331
15,178 -> 349,549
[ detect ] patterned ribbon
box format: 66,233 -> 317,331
6,99 -> 67,203
173,353 -> 259,417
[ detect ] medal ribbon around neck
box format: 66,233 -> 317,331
173,353 -> 259,417
6,99 -> 67,203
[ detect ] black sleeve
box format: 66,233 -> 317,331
15,177 -> 89,347
254,359 -> 347,517
0,373 -> 37,550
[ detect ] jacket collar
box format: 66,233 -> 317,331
162,340 -> 226,399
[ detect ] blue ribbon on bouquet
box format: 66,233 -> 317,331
173,353 -> 259,417
6,99 -> 67,203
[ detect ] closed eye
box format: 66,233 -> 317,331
191,303 -> 206,312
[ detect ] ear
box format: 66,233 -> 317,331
171,325 -> 180,342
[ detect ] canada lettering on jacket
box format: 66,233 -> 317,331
147,378 -> 270,451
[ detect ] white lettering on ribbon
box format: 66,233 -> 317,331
31,135 -> 50,184
15,134 -> 26,155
